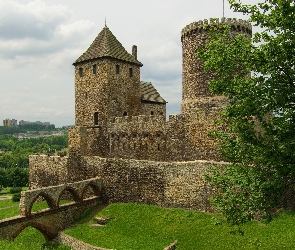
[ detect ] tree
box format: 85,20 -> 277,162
197,0 -> 295,225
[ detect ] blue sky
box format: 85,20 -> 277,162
0,0 -> 259,127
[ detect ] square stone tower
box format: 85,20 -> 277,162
73,25 -> 143,127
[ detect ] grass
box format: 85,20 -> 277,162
0,227 -> 71,250
65,203 -> 295,250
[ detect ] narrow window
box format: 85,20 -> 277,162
116,65 -> 120,74
129,68 -> 133,77
123,111 -> 128,116
79,68 -> 83,77
93,64 -> 97,74
151,111 -> 154,115
158,144 -> 160,151
94,112 -> 99,125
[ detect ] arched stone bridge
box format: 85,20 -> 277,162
0,177 -> 103,241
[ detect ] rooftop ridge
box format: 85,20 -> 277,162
181,17 -> 252,38
74,26 -> 143,66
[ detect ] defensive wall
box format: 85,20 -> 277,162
29,154 -> 228,212
66,106 -> 225,163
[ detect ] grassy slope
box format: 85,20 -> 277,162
65,203 -> 295,250
0,227 -> 70,250
1,198 -> 295,250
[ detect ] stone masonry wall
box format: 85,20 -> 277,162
29,155 -> 69,189
29,154 -> 227,212
141,101 -> 166,116
79,156 -> 228,212
75,58 -> 142,127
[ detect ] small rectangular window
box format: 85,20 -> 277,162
79,68 -> 83,77
93,64 -> 97,74
129,68 -> 133,77
116,65 -> 120,74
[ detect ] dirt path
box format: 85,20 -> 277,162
0,196 -> 11,200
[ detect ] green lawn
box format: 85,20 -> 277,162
65,203 -> 295,250
0,227 -> 70,250
1,199 -> 295,249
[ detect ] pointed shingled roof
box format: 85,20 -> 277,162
74,26 -> 143,66
140,81 -> 167,104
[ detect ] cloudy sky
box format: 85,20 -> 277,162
0,0 -> 259,127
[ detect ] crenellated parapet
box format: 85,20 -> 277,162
108,115 -> 166,134
181,17 -> 252,40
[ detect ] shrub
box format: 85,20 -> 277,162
12,192 -> 21,202
10,187 -> 22,194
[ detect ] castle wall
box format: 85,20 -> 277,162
28,152 -> 227,212
29,155 -> 69,189
140,101 -> 166,116
107,115 -> 167,161
79,156 -> 227,212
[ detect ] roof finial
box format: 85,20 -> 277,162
105,16 -> 107,27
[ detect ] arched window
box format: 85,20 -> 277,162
94,112 -> 99,125
151,111 -> 154,115
123,111 -> 128,116
116,65 -> 120,74
129,68 -> 133,77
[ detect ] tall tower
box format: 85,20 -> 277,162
73,25 -> 143,126
179,18 -> 252,161
181,18 -> 252,114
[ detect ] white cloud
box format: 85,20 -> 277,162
0,0 -> 94,59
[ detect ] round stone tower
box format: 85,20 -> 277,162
181,17 -> 252,114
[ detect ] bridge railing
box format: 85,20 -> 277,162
19,177 -> 103,216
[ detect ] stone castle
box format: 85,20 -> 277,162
29,17 -> 252,212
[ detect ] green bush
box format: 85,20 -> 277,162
12,193 -> 21,202
10,187 -> 22,194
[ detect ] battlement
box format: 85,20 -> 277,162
181,17 -> 252,38
29,154 -> 69,162
168,114 -> 186,123
109,115 -> 165,126
108,115 -> 166,137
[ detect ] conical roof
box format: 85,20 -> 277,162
74,26 -> 143,66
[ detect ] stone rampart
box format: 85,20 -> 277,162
29,155 -> 69,189
79,156 -> 228,212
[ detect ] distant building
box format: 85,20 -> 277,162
3,118 -> 17,127
19,120 -> 51,126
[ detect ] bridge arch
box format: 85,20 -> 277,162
58,186 -> 81,205
12,222 -> 54,241
28,192 -> 57,216
81,182 -> 101,200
